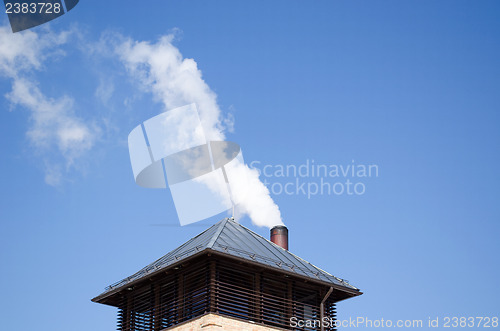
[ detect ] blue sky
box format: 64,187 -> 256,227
1,1 -> 499,330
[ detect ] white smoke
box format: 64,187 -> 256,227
117,35 -> 283,228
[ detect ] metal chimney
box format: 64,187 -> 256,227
270,225 -> 288,250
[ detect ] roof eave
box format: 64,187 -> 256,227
92,247 -> 361,306
207,249 -> 362,298
91,248 -> 212,304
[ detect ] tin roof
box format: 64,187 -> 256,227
99,218 -> 359,297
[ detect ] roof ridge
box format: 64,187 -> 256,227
206,217 -> 230,249
286,251 -> 357,289
129,220 -> 222,273
225,221 -> 357,289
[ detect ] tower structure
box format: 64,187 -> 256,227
92,219 -> 362,330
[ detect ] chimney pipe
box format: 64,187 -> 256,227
270,225 -> 288,250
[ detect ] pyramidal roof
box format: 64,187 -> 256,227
100,218 -> 359,296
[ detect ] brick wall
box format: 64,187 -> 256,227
166,313 -> 284,331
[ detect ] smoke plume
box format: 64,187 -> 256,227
117,35 -> 283,228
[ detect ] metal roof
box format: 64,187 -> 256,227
100,218 -> 359,295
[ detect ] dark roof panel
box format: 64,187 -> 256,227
99,218 -> 359,297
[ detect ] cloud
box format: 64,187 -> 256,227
117,34 -> 283,228
0,25 -> 69,78
95,76 -> 115,105
0,25 -> 283,225
6,78 -> 96,165
43,162 -> 63,186
0,25 -> 98,185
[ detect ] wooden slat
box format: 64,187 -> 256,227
115,255 -> 337,331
